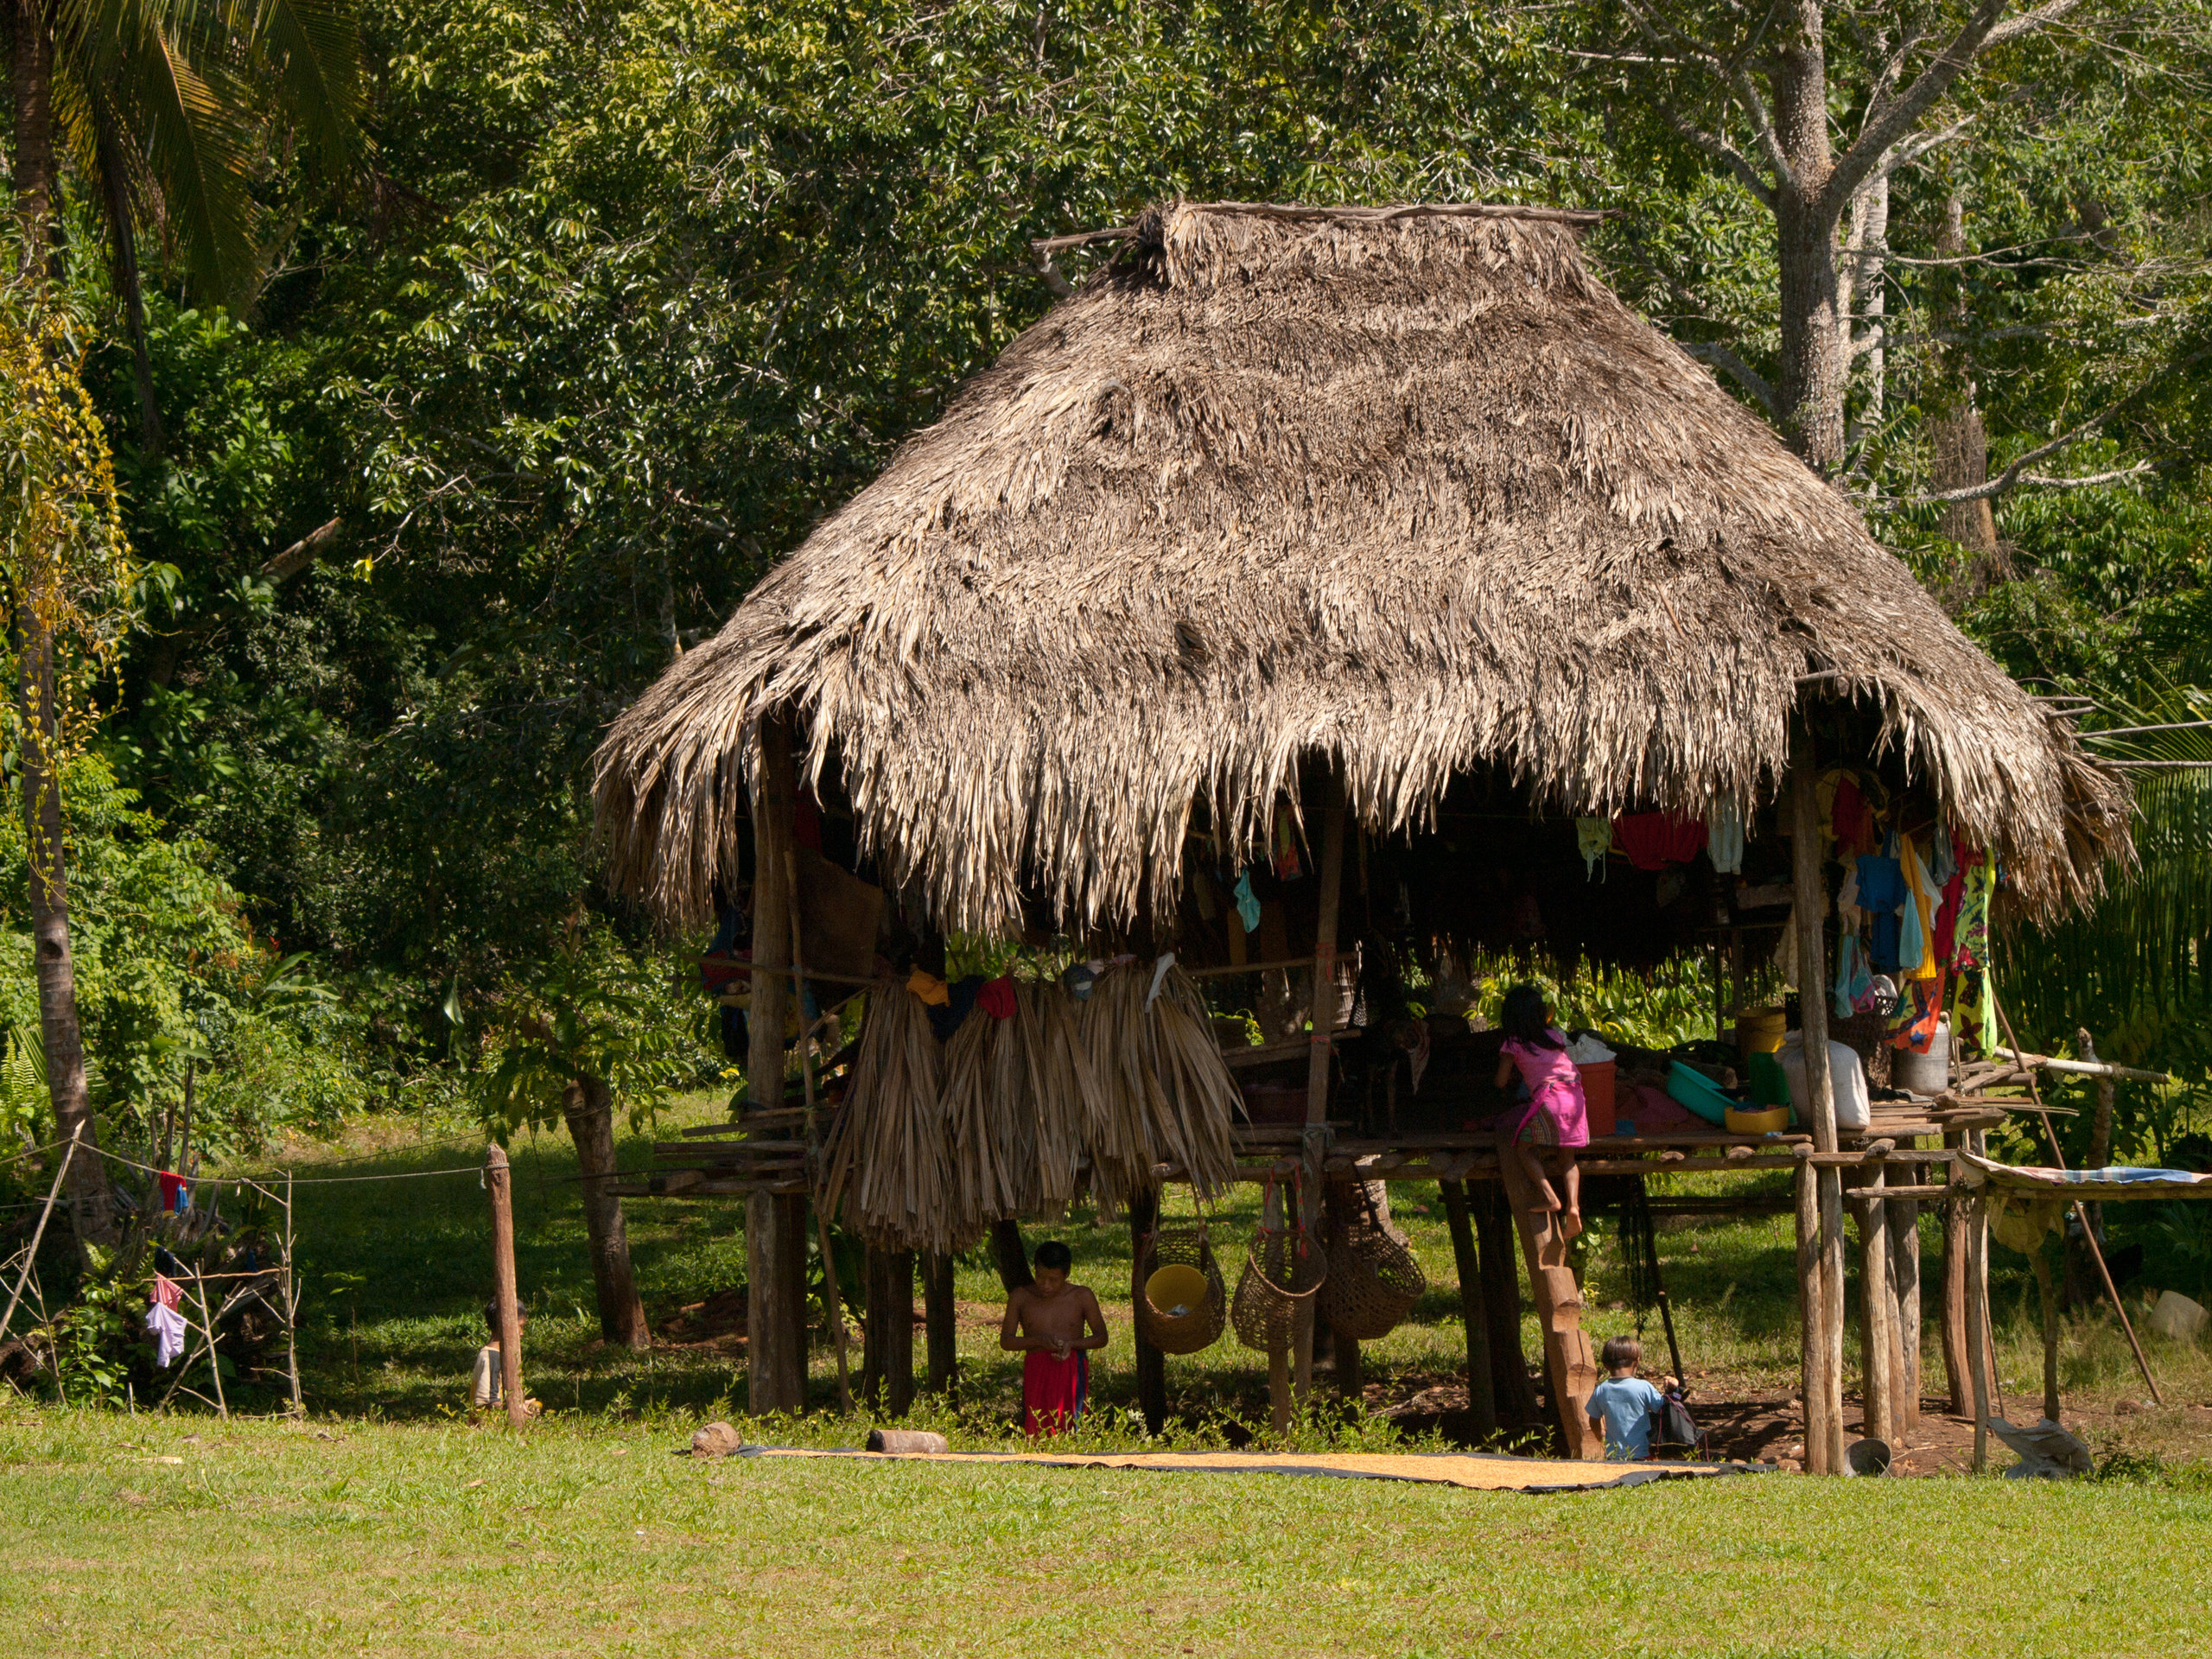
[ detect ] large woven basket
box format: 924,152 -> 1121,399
1231,1224 -> 1325,1353
1135,1225 -> 1227,1355
1319,1206 -> 1426,1341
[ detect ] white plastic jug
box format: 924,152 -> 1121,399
1777,1033 -> 1871,1131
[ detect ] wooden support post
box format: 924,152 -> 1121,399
1296,779 -> 1348,1410
1497,1140 -> 1601,1457
885,1249 -> 914,1418
1474,1181 -> 1539,1427
1940,1129 -> 1970,1415
1889,1173 -> 1922,1437
1262,1179 -> 1292,1436
923,1252 -> 957,1397
485,1143 -> 526,1429
1129,1189 -> 1167,1435
1439,1179 -> 1498,1440
1856,1166 -> 1897,1446
746,711 -> 807,1415
283,1172 -> 303,1417
2031,1240 -> 2063,1425
1795,1154 -> 1831,1474
815,1208 -> 853,1415
1789,731 -> 1847,1474
1322,1180 -> 1359,1402
1966,1187 -> 1991,1472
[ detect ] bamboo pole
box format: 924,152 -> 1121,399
1263,1179 -> 1292,1436
1888,1173 -> 1921,1437
2031,1242 -> 2063,1425
486,1143 -> 526,1428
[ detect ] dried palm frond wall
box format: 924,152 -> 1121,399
594,200 -> 2129,942
825,962 -> 1238,1254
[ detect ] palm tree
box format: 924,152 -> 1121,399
6,0 -> 362,1245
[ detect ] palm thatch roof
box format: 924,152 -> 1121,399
594,200 -> 2129,936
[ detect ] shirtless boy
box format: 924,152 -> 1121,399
1000,1241 -> 1109,1437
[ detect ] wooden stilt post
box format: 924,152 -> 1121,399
2031,1239 -> 2063,1424
486,1143 -> 526,1429
1297,777 -> 1348,1411
1439,1178 -> 1497,1440
746,711 -> 806,1415
1322,1180 -> 1359,1402
1966,1187 -> 1991,1472
989,1219 -> 1033,1294
283,1172 -> 303,1417
1262,1179 -> 1293,1435
1474,1180 -> 1539,1427
1857,1167 -> 1897,1446
1794,1151 -> 1829,1473
1940,1129 -> 1970,1415
1789,729 -> 1847,1474
1889,1169 -> 1922,1436
1129,1188 -> 1166,1435
885,1249 -> 914,1418
923,1252 -> 957,1397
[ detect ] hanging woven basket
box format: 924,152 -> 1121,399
1135,1224 -> 1228,1356
1319,1199 -> 1426,1341
1230,1222 -> 1325,1353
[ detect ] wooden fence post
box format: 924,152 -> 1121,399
486,1143 -> 526,1428
1795,1152 -> 1829,1473
1789,730 -> 1847,1475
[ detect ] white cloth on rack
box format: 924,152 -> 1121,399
145,1301 -> 188,1368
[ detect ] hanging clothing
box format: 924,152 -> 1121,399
1613,811 -> 1707,872
976,976 -> 1017,1020
1890,970 -> 1945,1054
1232,871 -> 1262,934
1707,804 -> 1745,874
1575,817 -> 1612,880
1829,775 -> 1878,857
1270,806 -> 1303,881
906,969 -> 950,1007
1898,834 -> 1939,981
145,1300 -> 188,1368
1833,934 -> 1872,1021
1021,1349 -> 1088,1437
1855,855 -> 1907,971
156,1172 -> 188,1214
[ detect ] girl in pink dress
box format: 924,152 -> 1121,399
1493,984 -> 1589,1237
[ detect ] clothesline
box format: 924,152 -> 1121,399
0,1136 -> 69,1170
93,1145 -> 488,1188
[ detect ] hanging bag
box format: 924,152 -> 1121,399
1231,1179 -> 1325,1352
1318,1185 -> 1426,1341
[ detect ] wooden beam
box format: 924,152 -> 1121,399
485,1144 -> 526,1429
1795,1158 -> 1831,1474
1295,779 -> 1348,1405
1856,1165 -> 1897,1447
1940,1130 -> 1972,1416
1789,728 -> 1847,1476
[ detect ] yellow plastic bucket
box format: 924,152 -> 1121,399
1145,1263 -> 1211,1319
1726,1104 -> 1791,1135
1735,1007 -> 1788,1055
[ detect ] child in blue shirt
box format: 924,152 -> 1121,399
1586,1334 -> 1665,1459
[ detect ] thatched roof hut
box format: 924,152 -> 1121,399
594,201 -> 2127,936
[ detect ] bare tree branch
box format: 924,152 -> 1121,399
1618,0 -> 1794,194
1825,1 -> 2083,217
1681,341 -> 1777,415
1908,461 -> 2154,505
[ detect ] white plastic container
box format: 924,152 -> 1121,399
1891,1015 -> 1951,1096
1777,1033 -> 1871,1131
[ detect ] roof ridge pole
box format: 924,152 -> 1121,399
1789,724 -> 1847,1475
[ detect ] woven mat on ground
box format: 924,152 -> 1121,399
735,1446 -> 1768,1493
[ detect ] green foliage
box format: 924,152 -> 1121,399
471,921 -> 711,1135
1467,952 -> 1738,1052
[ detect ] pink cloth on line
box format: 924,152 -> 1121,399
1501,1031 -> 1590,1148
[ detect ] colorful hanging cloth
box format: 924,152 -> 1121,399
976,976 -> 1017,1020
1855,853 -> 1907,971
1614,811 -> 1707,872
1707,804 -> 1745,874
1897,833 -> 1939,981
1575,817 -> 1612,880
1232,871 -> 1262,934
1270,806 -> 1303,881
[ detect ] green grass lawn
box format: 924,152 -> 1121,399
5,1407 -> 2210,1658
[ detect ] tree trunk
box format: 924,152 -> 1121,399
9,0 -> 111,1255
1770,18 -> 1848,473
922,1252 -> 957,1396
1929,196 -> 2002,565
563,1076 -> 649,1350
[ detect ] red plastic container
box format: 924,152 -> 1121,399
1575,1060 -> 1617,1138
